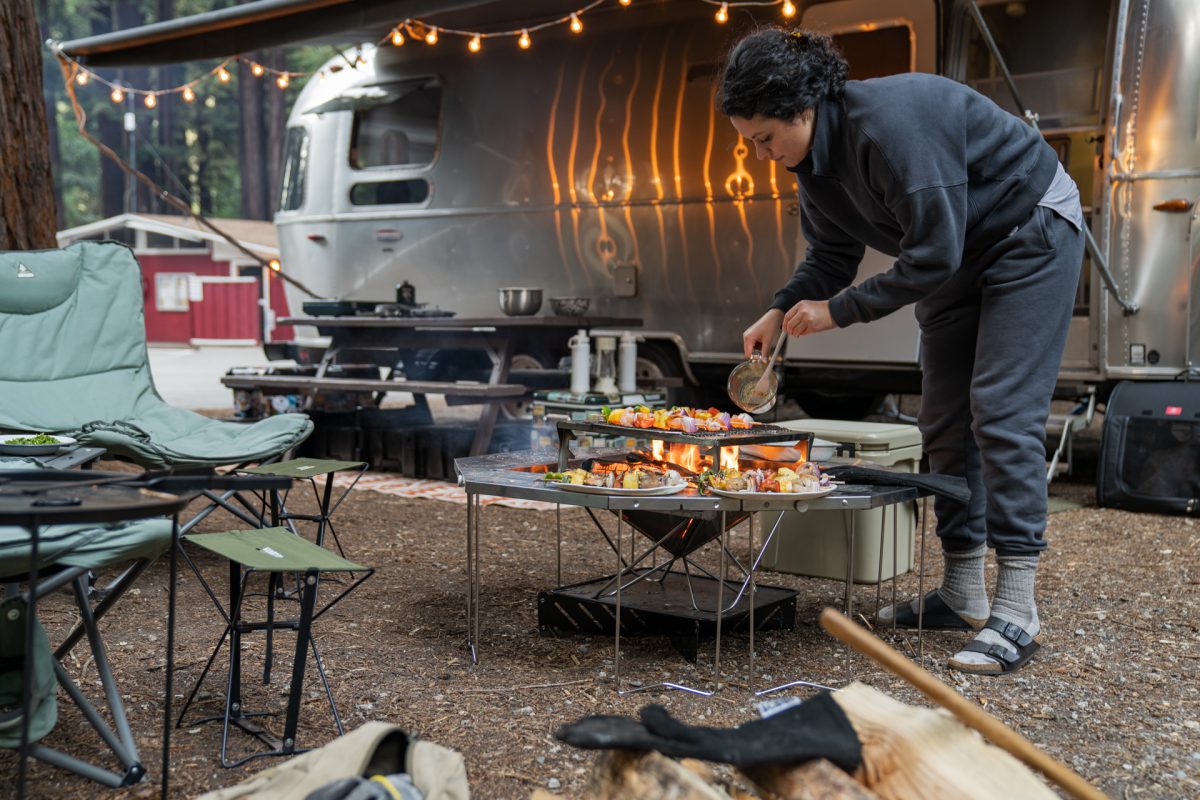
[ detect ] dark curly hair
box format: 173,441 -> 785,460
720,28 -> 849,120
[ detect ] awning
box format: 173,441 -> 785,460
52,0 -> 495,68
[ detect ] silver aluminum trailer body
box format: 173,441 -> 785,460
273,0 -> 1200,403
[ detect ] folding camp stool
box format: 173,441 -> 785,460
176,527 -> 372,768
237,458 -> 368,556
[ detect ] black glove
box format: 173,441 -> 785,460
824,465 -> 971,505
555,691 -> 861,772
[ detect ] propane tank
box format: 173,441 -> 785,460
568,329 -> 591,394
618,331 -> 639,393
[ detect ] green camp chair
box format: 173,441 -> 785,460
0,241 -> 314,533
0,515 -> 174,787
177,528 -> 372,768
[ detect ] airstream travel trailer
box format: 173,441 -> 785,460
265,0 -> 1197,415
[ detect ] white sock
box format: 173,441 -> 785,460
953,554 -> 1040,668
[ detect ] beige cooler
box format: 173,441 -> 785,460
761,419 -> 922,584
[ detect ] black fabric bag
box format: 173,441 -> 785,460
1097,381 -> 1200,515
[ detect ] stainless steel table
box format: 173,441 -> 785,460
456,448 -> 926,695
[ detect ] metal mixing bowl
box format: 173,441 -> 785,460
498,287 -> 543,316
549,296 -> 590,316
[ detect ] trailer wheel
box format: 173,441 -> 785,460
636,344 -> 693,405
501,352 -> 557,419
793,390 -> 884,421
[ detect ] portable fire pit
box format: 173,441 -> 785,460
456,432 -> 926,695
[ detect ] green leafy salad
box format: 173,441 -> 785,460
4,433 -> 61,445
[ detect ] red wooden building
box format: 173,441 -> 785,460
56,214 -> 294,346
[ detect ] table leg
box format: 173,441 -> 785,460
748,513 -> 756,694
469,337 -> 517,457
16,520 -> 42,800
466,493 -> 477,664
714,511 -> 726,693
161,513 -> 179,800
614,512 -> 622,695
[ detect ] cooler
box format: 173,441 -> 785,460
761,419 -> 923,584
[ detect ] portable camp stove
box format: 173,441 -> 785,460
456,432 -> 925,695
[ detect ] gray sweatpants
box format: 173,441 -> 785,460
915,206 -> 1084,556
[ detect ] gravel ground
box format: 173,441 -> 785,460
2,418 -> 1198,799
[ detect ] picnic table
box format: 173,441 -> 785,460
223,315 -> 642,457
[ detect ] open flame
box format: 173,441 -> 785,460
647,440 -> 741,473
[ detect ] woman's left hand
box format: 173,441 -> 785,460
782,300 -> 835,336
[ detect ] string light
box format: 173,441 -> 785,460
62,0 -> 801,100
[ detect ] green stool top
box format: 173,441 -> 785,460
184,527 -> 365,572
239,458 -> 366,479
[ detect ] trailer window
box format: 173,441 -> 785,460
350,82 -> 441,169
279,127 -> 308,212
832,26 -> 913,78
350,179 -> 430,206
963,0 -> 1110,128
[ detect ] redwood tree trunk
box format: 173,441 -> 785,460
0,0 -> 58,249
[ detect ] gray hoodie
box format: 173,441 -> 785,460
771,72 -> 1061,327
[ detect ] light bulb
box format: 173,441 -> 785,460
468,35 -> 482,52
425,26 -> 438,45
268,259 -> 282,272
276,74 -> 289,89
619,0 -> 631,6
251,62 -> 264,76
391,28 -> 405,46
570,13 -> 583,33
182,86 -> 196,102
518,29 -> 531,49
782,0 -> 796,17
144,93 -> 157,108
75,70 -> 89,86
217,66 -> 231,83
110,88 -> 124,103
716,2 -> 728,23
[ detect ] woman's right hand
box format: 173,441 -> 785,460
743,308 -> 784,359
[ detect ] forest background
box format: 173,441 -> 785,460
36,0 -> 328,231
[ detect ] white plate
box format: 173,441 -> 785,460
0,433 -> 77,456
707,485 -> 836,501
549,481 -> 688,497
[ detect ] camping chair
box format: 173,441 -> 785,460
175,528 -> 372,767
0,510 -> 174,788
0,241 -> 314,535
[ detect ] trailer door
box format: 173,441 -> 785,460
1105,0 -> 1200,380
785,0 -> 935,368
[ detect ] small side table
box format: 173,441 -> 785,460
237,458 -> 367,556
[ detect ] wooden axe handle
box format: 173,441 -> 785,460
819,608 -> 1108,800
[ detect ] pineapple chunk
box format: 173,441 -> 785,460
622,470 -> 640,490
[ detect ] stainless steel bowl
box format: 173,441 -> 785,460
498,287 -> 543,316
549,296 -> 590,316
